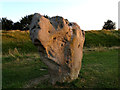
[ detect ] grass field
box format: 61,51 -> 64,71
85,30 -> 120,47
1,30 -> 120,88
2,30 -> 120,54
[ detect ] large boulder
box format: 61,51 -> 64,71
29,13 -> 85,84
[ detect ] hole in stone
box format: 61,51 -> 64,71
53,37 -> 56,40
48,31 -> 50,33
78,44 -> 80,48
82,30 -> 85,37
62,40 -> 67,44
68,23 -> 72,26
66,61 -> 69,64
37,25 -> 41,29
66,32 -> 68,34
61,44 -> 63,46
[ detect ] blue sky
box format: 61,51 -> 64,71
0,0 -> 119,30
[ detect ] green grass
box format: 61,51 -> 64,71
36,49 -> 119,88
2,30 -> 120,54
2,53 -> 48,88
2,30 -> 37,55
85,30 -> 120,47
2,30 -> 120,88
2,49 -> 119,88
79,49 -> 119,88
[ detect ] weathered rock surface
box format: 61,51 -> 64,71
29,13 -> 85,84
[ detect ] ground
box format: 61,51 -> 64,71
1,30 -> 120,88
2,48 -> 119,88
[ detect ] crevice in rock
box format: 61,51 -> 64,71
48,51 -> 54,58
68,23 -> 72,26
82,30 -> 85,38
61,44 -> 63,46
66,60 -> 69,64
37,25 -> 41,29
53,37 -> 56,40
66,32 -> 68,34
78,44 -> 80,48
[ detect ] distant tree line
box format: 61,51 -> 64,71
0,14 -> 34,30
0,14 -> 116,30
0,14 -> 50,30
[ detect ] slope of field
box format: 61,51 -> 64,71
85,30 -> 120,47
1,30 -> 120,88
2,30 -> 37,54
2,30 -> 120,54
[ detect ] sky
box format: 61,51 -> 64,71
0,0 -> 119,30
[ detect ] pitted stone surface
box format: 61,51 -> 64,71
29,13 -> 85,84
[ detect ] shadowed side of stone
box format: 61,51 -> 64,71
29,13 -> 85,85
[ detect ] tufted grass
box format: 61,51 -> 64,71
2,49 -> 119,88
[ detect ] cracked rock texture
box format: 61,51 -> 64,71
29,13 -> 85,84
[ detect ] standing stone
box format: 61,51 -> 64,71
29,13 -> 85,85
